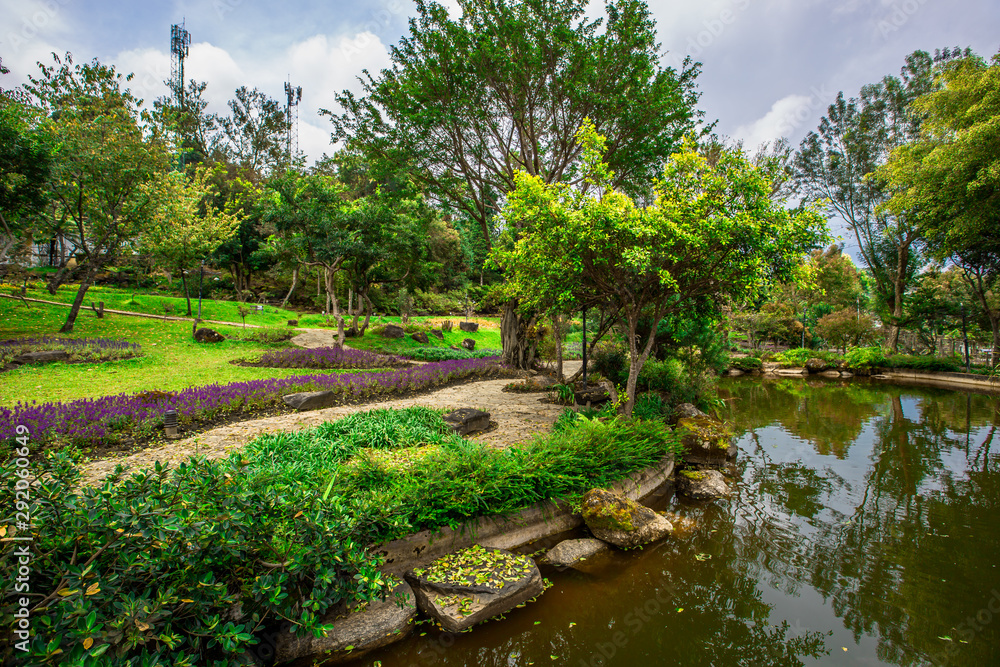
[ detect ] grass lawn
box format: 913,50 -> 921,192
0,300 -> 367,405
0,296 -> 505,405
346,319 -> 502,355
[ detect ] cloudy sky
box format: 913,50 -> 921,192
2,0 -> 998,250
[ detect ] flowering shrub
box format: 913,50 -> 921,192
246,346 -> 407,369
0,358 -> 500,450
0,336 -> 142,367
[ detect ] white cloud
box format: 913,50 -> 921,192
733,93 -> 816,148
0,0 -> 75,84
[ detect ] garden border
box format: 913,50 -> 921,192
375,454 -> 675,576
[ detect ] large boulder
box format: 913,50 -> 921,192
541,538 -> 609,569
776,367 -> 809,375
443,408 -> 491,436
805,358 -> 832,373
459,321 -> 479,333
274,578 -> 417,664
283,390 -> 337,411
580,488 -> 673,550
411,331 -> 429,344
14,350 -> 70,364
381,324 -> 405,339
676,415 -> 736,466
430,329 -> 444,340
676,469 -> 730,501
461,338 -> 476,351
670,403 -> 706,425
405,545 -> 544,633
574,383 -> 610,406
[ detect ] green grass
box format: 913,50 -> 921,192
346,321 -> 502,356
0,300 -> 364,405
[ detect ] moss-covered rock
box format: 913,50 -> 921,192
580,488 -> 673,549
677,415 -> 736,465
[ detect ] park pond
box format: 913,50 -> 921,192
352,376 -> 999,667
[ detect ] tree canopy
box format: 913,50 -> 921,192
493,121 -> 826,414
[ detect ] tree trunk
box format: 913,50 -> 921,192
360,293 -> 373,335
553,314 -> 564,382
281,265 -> 299,309
180,270 -> 192,316
623,310 -> 660,418
501,300 -> 536,370
60,267 -> 97,333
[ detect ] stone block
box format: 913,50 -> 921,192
443,408 -> 491,436
283,390 -> 338,411
411,331 -> 429,344
382,324 -> 405,339
14,350 -> 70,364
461,338 -> 476,351
542,538 -> 609,569
459,321 -> 479,332
580,488 -> 673,550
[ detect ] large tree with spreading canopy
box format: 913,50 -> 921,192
325,0 -> 705,368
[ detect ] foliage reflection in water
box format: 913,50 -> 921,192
350,377 -> 1000,667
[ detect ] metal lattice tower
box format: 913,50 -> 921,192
284,80 -> 302,162
170,21 -> 191,108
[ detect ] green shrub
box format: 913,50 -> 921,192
404,347 -> 502,362
844,346 -> 888,369
638,357 -> 716,407
590,343 -> 628,386
774,348 -> 842,367
633,393 -> 668,421
885,354 -> 963,372
728,356 -> 763,372
235,326 -> 295,344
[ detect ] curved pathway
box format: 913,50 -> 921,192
80,362 -> 583,487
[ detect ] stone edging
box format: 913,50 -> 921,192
874,368 -> 1000,392
375,455 -> 675,576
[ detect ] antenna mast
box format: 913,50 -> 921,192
170,21 -> 191,108
284,80 -> 302,163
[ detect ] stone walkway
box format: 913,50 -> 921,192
79,363 -> 582,487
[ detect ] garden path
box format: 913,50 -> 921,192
79,361 -> 583,487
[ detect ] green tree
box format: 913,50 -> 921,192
879,52 -> 1000,363
141,168 -> 241,315
794,50 -> 970,350
326,0 -> 704,368
493,121 -> 826,415
26,53 -> 171,333
0,87 -> 54,264
814,308 -> 878,353
217,86 -> 289,176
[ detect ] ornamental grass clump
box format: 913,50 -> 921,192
0,336 -> 142,367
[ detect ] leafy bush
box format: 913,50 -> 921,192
844,346 -> 888,369
0,450 -> 390,667
0,336 -> 142,367
638,358 -> 716,407
728,356 -> 763,372
814,308 -> 878,352
885,354 -> 963,372
590,342 -> 628,386
403,347 -> 501,362
774,348 -> 842,368
632,393 -> 668,421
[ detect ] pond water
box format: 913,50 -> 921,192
356,377 -> 1000,667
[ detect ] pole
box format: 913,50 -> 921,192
581,306 -> 588,387
961,302 -> 970,372
801,305 -> 806,348
197,260 -> 204,320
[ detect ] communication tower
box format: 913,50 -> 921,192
170,21 -> 191,108
284,80 -> 302,162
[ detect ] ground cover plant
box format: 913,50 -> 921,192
0,335 -> 141,368
237,345 -> 408,369
0,358 -> 500,456
1,407 -> 681,665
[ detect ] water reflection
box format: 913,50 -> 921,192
353,379 -> 999,667
722,377 -> 1000,666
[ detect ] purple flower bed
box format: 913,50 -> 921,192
0,357 -> 501,448
247,345 -> 407,369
